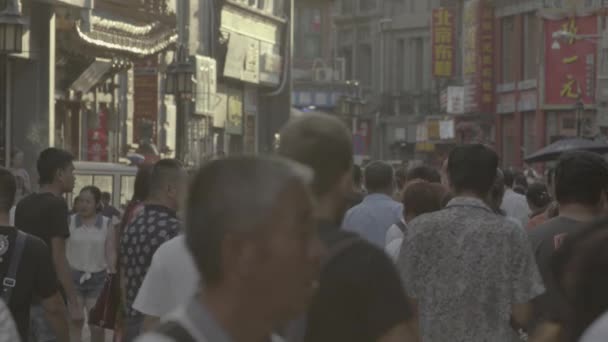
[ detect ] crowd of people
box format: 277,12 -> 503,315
0,113 -> 606,342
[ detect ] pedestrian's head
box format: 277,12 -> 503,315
406,165 -> 441,185
37,148 -> 75,193
101,192 -> 111,206
402,182 -> 448,223
185,156 -> 322,323
513,171 -> 528,195
489,168 -> 506,214
447,144 -> 498,198
79,185 -> 102,217
0,168 -> 16,213
278,113 -> 353,223
552,217 -> 608,341
148,159 -> 187,211
11,148 -> 24,168
353,164 -> 363,189
527,183 -> 552,213
132,165 -> 153,203
364,161 -> 394,195
554,151 -> 608,211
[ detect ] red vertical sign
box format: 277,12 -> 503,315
544,16 -> 597,105
463,0 -> 495,114
432,7 -> 456,78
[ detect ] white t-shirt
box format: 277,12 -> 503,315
133,235 -> 200,318
501,189 -> 531,227
385,223 -> 404,246
66,214 -> 110,273
581,311 -> 608,342
385,238 -> 403,262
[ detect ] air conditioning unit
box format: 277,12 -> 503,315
313,68 -> 333,82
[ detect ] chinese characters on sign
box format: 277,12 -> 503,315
463,0 -> 495,114
432,7 -> 456,78
479,5 -> 494,111
544,16 -> 597,105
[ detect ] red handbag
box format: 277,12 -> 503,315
89,273 -> 121,330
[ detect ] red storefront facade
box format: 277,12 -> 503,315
494,5 -> 606,168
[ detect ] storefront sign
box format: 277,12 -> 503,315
439,120 -> 455,140
226,86 -> 243,135
463,0 -> 495,114
432,7 -> 456,78
518,90 -> 538,112
133,58 -> 158,144
544,16 -> 597,106
497,93 -> 516,114
447,86 -> 465,114
195,55 -> 217,116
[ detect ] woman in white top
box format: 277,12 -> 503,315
66,185 -> 117,342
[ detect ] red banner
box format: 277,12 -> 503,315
544,16 -> 597,106
463,0 -> 495,114
432,7 -> 456,78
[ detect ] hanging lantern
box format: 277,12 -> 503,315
0,0 -> 26,54
165,61 -> 194,96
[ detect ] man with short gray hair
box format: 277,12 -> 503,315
136,156 -> 323,342
279,113 -> 417,342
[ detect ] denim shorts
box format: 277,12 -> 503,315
71,270 -> 106,300
29,304 -> 56,342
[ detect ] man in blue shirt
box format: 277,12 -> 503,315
342,161 -> 402,247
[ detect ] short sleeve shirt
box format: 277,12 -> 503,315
398,197 -> 545,342
528,216 -> 584,323
304,222 -> 412,342
120,205 -> 180,318
15,193 -> 70,250
133,235 -> 200,317
0,226 -> 58,340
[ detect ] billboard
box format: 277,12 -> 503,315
544,16 -> 597,106
463,0 -> 495,114
432,7 -> 456,78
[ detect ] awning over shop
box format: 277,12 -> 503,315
74,11 -> 178,56
70,58 -> 111,93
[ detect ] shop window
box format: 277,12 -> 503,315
294,7 -> 322,59
501,16 -> 516,83
339,47 -> 353,80
410,37 -> 424,90
562,117 -> 576,130
357,44 -> 372,86
523,12 -> 539,80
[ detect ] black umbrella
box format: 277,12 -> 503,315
524,138 -> 608,163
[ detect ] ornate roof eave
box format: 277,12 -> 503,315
74,18 -> 178,57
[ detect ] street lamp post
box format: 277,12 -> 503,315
165,45 -> 194,162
